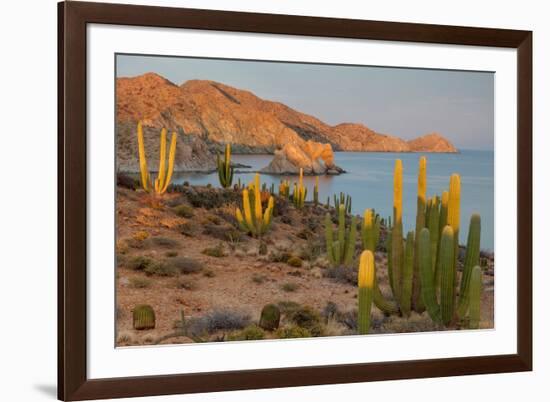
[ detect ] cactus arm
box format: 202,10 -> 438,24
160,132 -> 177,194
157,128 -> 167,192
392,160 -> 404,301
439,225 -> 456,326
235,208 -> 249,232
400,232 -> 415,316
386,228 -> 394,294
358,251 -> 375,335
338,204 -> 346,261
413,156 -> 427,312
468,265 -> 482,329
435,191 -> 449,285
419,228 -> 441,322
137,121 -> 149,192
225,143 -> 231,186
325,213 -> 335,264
242,189 -> 256,236
457,214 -> 481,318
254,173 -> 262,231
344,216 -> 357,266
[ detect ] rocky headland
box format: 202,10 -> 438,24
116,72 -> 458,173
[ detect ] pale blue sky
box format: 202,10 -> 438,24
116,54 -> 494,150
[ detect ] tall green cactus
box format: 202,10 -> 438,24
216,143 -> 234,188
418,228 -> 441,322
468,265 -> 482,329
313,176 -> 319,205
325,204 -> 357,267
413,156 -> 427,312
392,159 -> 404,301
457,213 -> 481,318
333,192 -> 352,214
439,225 -> 456,326
401,231 -> 415,317
358,250 -> 375,335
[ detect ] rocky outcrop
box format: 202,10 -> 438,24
407,133 -> 458,153
116,122 -> 216,173
116,73 -> 458,172
261,141 -> 344,175
327,123 -> 410,152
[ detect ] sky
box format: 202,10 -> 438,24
117,54 -> 494,150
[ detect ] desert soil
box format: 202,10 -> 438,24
115,184 -> 494,346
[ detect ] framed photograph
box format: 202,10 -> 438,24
58,1 -> 532,400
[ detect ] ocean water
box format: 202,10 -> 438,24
170,150 -> 494,250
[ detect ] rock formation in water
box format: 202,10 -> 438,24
116,73 -> 458,172
407,133 -> 458,153
261,141 -> 344,175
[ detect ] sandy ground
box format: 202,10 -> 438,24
115,185 -> 494,346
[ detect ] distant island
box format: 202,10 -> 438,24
116,73 -> 457,174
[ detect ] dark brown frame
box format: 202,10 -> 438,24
58,1 -> 532,400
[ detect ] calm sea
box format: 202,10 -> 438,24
170,150 -> 494,251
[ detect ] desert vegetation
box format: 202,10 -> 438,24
115,123 -> 493,346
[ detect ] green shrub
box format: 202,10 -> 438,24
281,282 -> 299,292
275,325 -> 311,339
128,255 -> 154,271
286,256 -> 303,268
148,236 -> 180,249
166,257 -> 204,274
129,277 -> 152,289
144,261 -> 178,277
165,251 -> 179,257
289,306 -> 323,336
173,204 -> 194,218
178,222 -> 200,237
276,300 -> 301,315
202,243 -> 225,258
252,273 -> 268,284
258,242 -> 268,255
177,278 -> 198,290
228,325 -> 265,341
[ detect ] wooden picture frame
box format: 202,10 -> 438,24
58,1 -> 532,400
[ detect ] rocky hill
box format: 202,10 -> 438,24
116,73 -> 457,172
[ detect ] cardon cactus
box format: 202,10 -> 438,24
325,204 -> 357,267
235,173 -> 274,237
216,143 -> 234,188
292,168 -> 307,208
413,156 -> 427,312
259,304 -> 281,331
137,122 -> 177,195
358,250 -> 375,335
133,304 -> 156,330
457,213 -> 481,318
279,180 -> 290,198
468,265 -> 482,329
333,192 -> 352,214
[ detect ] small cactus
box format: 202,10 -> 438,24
133,304 -> 156,330
313,176 -> 319,205
413,156 -> 427,312
216,143 -> 234,188
391,159 -> 404,301
358,250 -> 375,335
279,180 -> 290,198
259,304 -> 281,331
